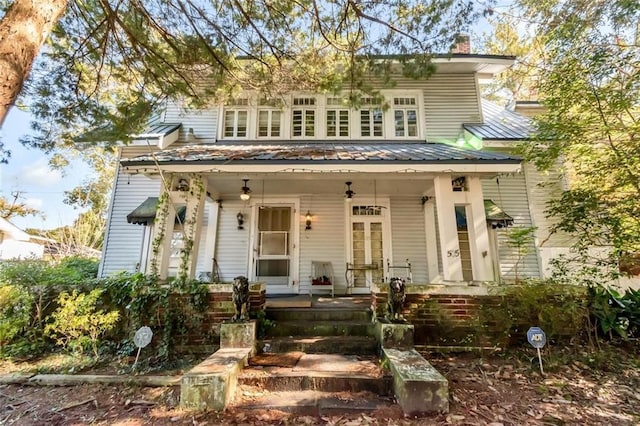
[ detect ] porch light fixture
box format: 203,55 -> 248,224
175,178 -> 189,192
240,179 -> 251,201
236,212 -> 245,230
305,211 -> 312,230
345,181 -> 355,202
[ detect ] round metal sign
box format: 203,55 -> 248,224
527,326 -> 547,349
134,326 -> 153,348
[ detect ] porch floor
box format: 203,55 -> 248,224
265,295 -> 371,309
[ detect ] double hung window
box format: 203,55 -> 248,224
392,97 -> 418,137
360,96 -> 384,137
223,97 -> 249,138
326,97 -> 349,137
258,98 -> 281,138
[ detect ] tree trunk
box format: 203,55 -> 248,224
0,0 -> 68,127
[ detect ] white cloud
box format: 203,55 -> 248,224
20,158 -> 63,187
24,197 -> 43,210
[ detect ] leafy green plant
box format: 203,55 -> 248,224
505,226 -> 537,283
0,285 -> 33,355
481,282 -> 589,348
46,289 -> 119,357
588,285 -> 640,342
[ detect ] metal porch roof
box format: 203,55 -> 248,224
121,142 -> 521,166
464,100 -> 533,140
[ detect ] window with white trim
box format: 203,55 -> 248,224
326,97 -> 349,137
292,97 -> 316,137
360,96 -> 384,138
392,96 -> 418,137
257,98 -> 282,138
223,97 -> 249,138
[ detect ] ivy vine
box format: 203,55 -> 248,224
178,174 -> 205,281
150,190 -> 170,277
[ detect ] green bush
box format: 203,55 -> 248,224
481,282 -> 589,347
45,289 -> 119,357
588,286 -> 640,340
0,285 -> 33,354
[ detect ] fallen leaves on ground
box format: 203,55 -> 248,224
0,350 -> 638,425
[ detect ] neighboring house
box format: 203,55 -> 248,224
0,217 -> 51,260
98,52 -> 576,295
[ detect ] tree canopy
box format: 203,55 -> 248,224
0,0 -> 493,161
515,0 -> 640,256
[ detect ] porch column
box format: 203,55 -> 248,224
466,177 -> 493,281
182,174 -> 208,279
423,198 -> 440,282
433,175 -> 463,281
150,174 -> 176,280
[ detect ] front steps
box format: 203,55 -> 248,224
232,304 -> 394,414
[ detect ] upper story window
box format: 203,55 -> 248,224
292,97 -> 316,137
393,97 -> 418,137
257,97 -> 282,138
326,97 -> 349,138
223,97 -> 249,138
360,96 -> 384,138
218,91 -> 422,140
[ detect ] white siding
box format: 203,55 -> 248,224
523,163 -> 574,247
100,167 -> 160,276
423,74 -> 481,141
482,173 -> 540,280
299,195 -> 347,295
164,101 -> 218,143
215,201 -> 251,281
389,196 -> 429,283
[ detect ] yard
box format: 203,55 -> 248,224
1,347 -> 638,425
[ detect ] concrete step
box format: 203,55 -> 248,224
230,388 -> 401,417
262,335 -> 377,355
238,354 -> 392,394
266,320 -> 375,337
266,307 -> 372,322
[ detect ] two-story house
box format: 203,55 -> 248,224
99,53 -> 557,295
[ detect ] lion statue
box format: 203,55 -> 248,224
232,275 -> 250,322
386,277 -> 406,322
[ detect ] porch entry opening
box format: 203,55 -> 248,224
256,206 -> 291,286
350,205 -> 385,289
455,205 -> 474,281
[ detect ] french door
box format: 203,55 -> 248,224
348,204 -> 390,293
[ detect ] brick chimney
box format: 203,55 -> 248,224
452,34 -> 471,54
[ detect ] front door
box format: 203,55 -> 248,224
254,205 -> 294,292
348,203 -> 390,293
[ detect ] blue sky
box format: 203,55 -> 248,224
1,108 -> 93,231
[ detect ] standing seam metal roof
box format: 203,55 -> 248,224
121,142 -> 520,165
464,100 -> 533,140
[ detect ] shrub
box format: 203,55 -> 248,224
46,289 -> 119,357
481,282 -> 589,347
0,285 -> 33,354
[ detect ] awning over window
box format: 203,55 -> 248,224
455,200 -> 514,229
484,199 -> 514,228
126,197 -> 187,226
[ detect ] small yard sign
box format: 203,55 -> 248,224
527,326 -> 546,375
133,326 -> 153,369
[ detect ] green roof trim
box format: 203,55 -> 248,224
127,197 -> 186,226
484,199 -> 514,228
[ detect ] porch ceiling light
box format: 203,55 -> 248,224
240,179 -> 251,201
345,181 -> 355,202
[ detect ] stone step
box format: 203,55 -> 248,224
262,335 -> 378,355
266,307 -> 372,322
230,388 -> 401,417
266,320 -> 375,337
238,354 -> 392,394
